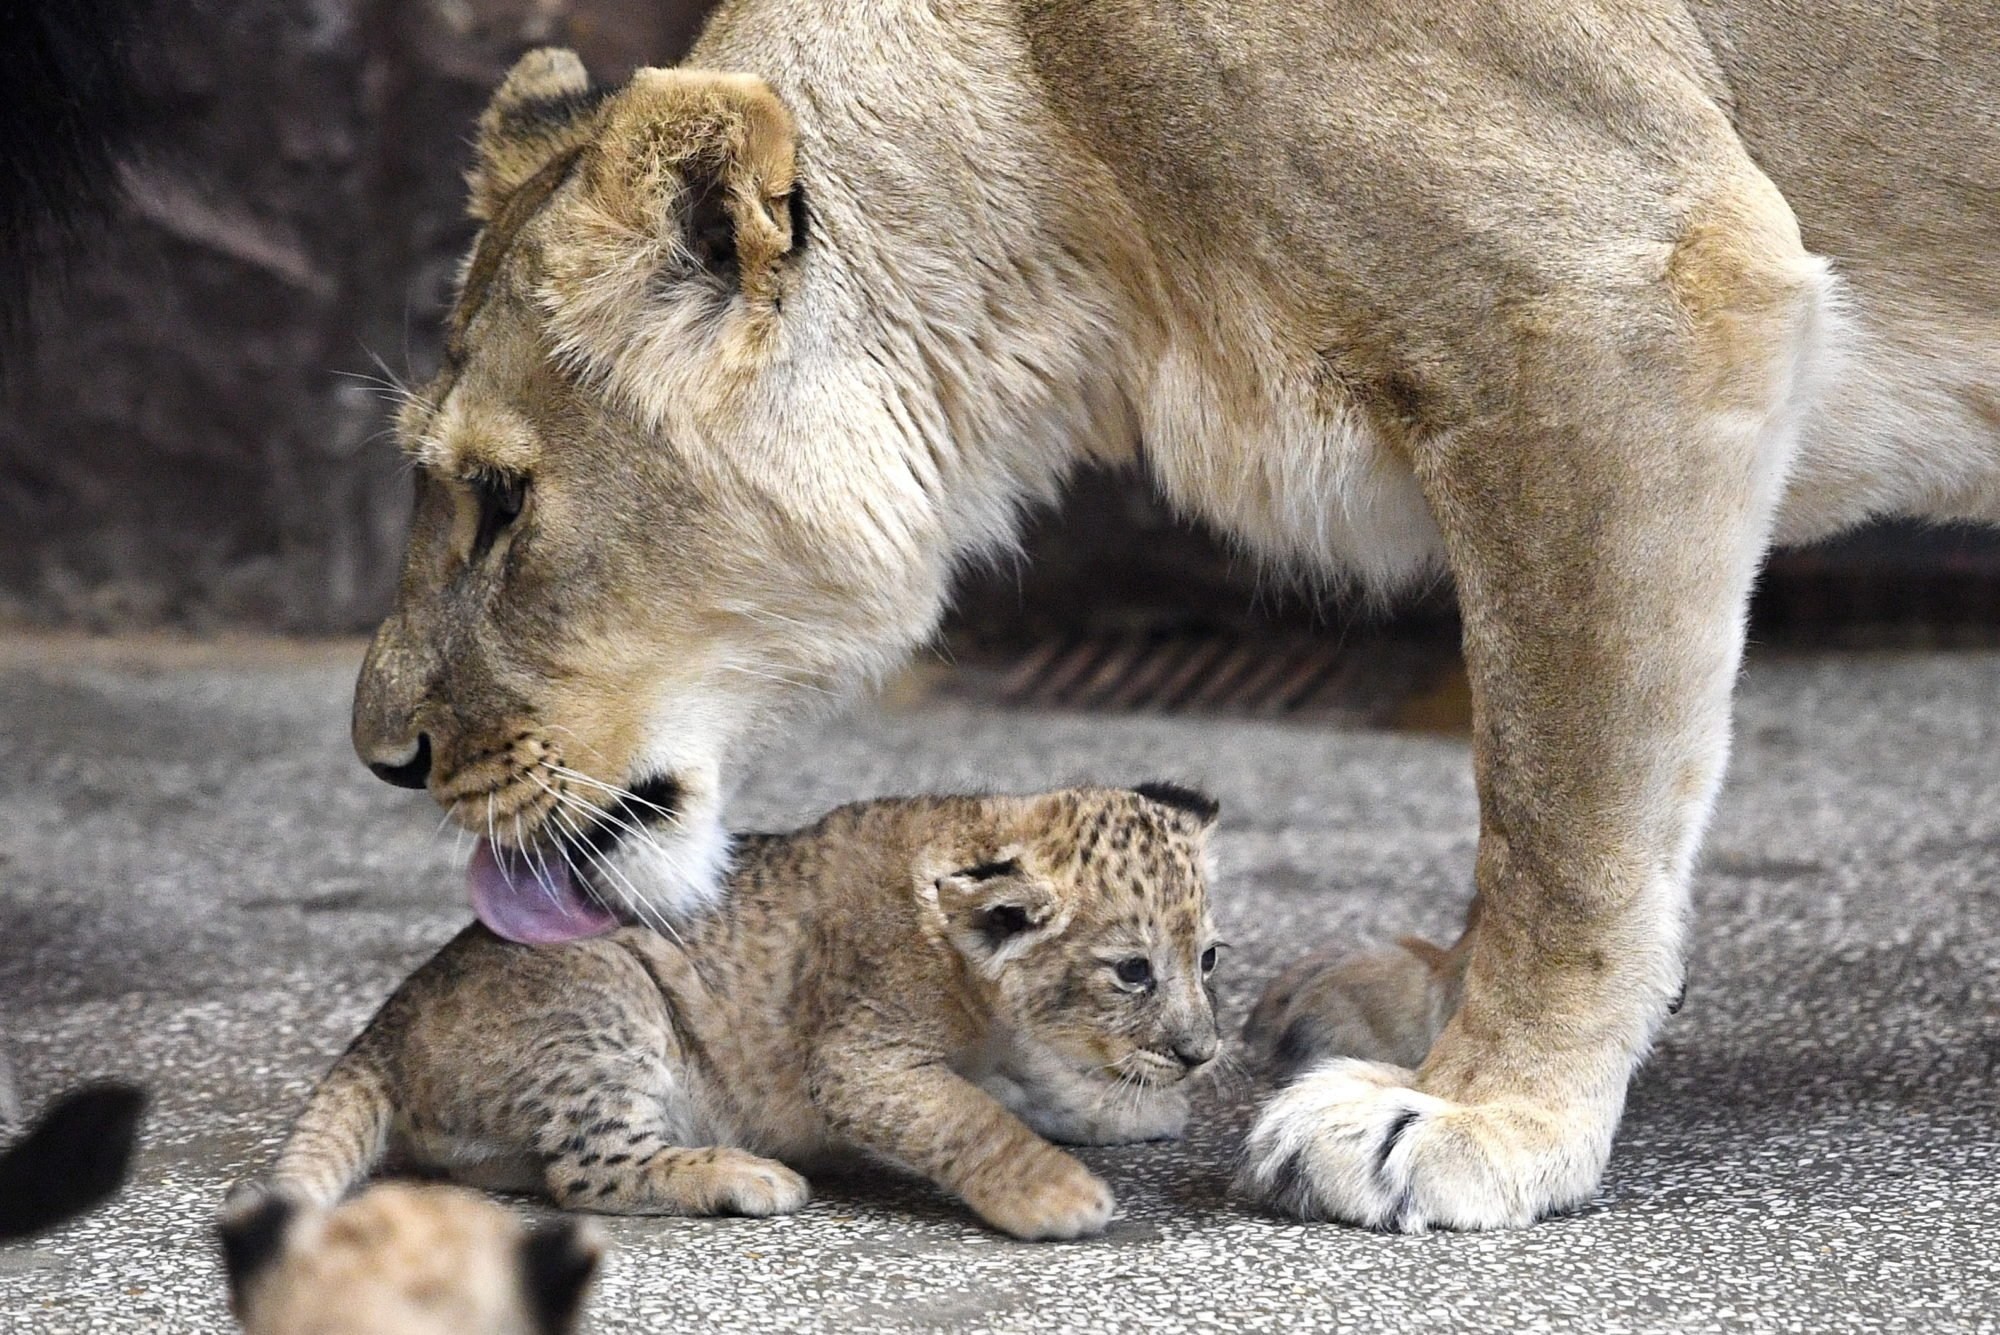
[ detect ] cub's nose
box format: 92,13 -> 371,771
1172,1034 -> 1219,1070
364,734 -> 432,790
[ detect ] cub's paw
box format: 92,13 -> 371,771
1244,941 -> 1453,1074
705,1151 -> 811,1217
1102,1086 -> 1190,1145
1024,1087 -> 1189,1147
970,1153 -> 1115,1241
1236,1060 -> 1609,1233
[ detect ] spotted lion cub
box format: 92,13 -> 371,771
265,785 -> 1223,1240
218,1183 -> 601,1335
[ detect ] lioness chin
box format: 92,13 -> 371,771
351,2 -> 2000,1231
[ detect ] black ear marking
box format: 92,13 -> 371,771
520,1220 -> 602,1334
495,84 -> 611,141
216,1193 -> 296,1306
786,178 -> 810,253
0,1081 -> 146,1242
679,165 -> 739,285
973,903 -> 1034,948
1134,782 -> 1221,824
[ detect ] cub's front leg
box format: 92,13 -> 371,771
809,1025 -> 1114,1240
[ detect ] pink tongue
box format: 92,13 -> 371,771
467,839 -> 620,945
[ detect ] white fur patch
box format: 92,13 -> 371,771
607,810 -> 733,922
1238,1059 -> 1614,1232
1778,258 -> 2000,537
1140,331 -> 1446,599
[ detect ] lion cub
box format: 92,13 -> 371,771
265,785 -> 1223,1240
218,1183 -> 601,1335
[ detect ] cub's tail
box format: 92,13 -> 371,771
0,1082 -> 147,1241
262,1041 -> 396,1209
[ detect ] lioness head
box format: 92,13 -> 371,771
354,50 -> 959,939
925,785 -> 1225,1085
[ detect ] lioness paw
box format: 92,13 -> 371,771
1237,1059 -> 1610,1232
973,1156 -> 1115,1241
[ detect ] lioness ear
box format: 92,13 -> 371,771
469,48 -> 606,222
587,69 -> 805,301
925,855 -> 1070,975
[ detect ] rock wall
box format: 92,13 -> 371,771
0,0 -> 707,630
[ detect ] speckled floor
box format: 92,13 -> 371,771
0,636 -> 1995,1333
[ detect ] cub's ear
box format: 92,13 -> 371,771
925,855 -> 1071,975
215,1188 -> 299,1312
518,1218 -> 604,1335
585,68 -> 806,300
469,48 -> 606,222
0,1081 -> 145,1242
1134,781 -> 1220,827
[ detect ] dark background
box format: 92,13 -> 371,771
4,0 -> 1996,644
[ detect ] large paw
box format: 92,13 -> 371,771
968,1151 -> 1115,1241
1244,940 -> 1455,1074
706,1151 -> 811,1217
1237,1060 -> 1610,1232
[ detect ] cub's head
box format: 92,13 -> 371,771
218,1184 -> 601,1335
923,784 -> 1225,1086
353,50 -> 954,941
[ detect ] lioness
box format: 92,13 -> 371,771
350,4 -> 1999,1232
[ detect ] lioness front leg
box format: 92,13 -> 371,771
809,1028 -> 1114,1240
1243,185 -> 1827,1230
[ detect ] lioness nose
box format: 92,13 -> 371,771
364,734 -> 432,790
1172,1033 -> 1219,1070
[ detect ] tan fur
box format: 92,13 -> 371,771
219,1183 -> 601,1335
261,788 -> 1222,1241
350,4 -> 1999,1231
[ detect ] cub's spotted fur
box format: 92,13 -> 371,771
264,786 -> 1221,1240
218,1183 -> 600,1335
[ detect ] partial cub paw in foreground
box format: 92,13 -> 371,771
218,1182 -> 601,1335
255,786 -> 1226,1240
1243,939 -> 1458,1074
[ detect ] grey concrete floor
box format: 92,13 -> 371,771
0,635 -> 1995,1333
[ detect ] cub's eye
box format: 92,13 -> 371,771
1113,957 -> 1153,988
470,472 -> 527,556
1200,945 -> 1219,975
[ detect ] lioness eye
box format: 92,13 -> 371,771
1200,946 -> 1219,974
1114,957 -> 1153,988
471,472 -> 527,556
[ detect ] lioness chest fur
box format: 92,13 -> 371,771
263,786 -> 1223,1240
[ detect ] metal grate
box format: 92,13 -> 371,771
941,632 -> 1466,728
